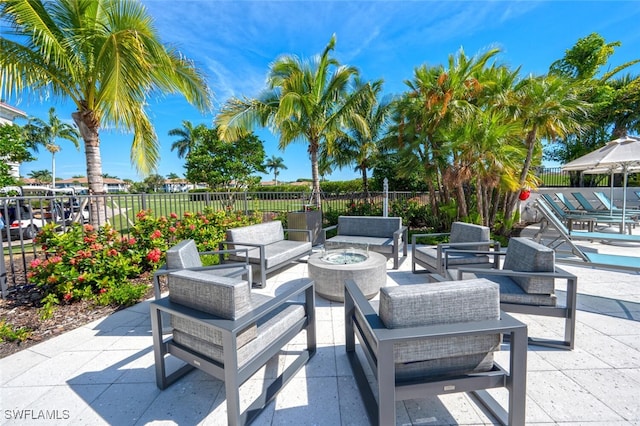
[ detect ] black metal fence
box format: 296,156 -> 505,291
1,190 -> 427,292
535,166 -> 639,188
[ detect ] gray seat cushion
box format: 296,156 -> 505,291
166,239 -> 202,269
325,235 -> 394,253
227,221 -> 285,245
473,273 -> 557,306
449,222 -> 491,250
337,216 -> 402,238
503,237 -> 555,294
168,270 -> 252,320
377,279 -> 501,379
260,240 -> 312,268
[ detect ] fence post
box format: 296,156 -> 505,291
141,193 -> 147,211
243,191 -> 249,215
383,178 -> 389,217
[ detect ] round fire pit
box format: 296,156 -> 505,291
308,248 -> 387,302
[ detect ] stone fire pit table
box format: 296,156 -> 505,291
308,249 -> 387,302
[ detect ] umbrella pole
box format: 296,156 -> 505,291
610,170 -> 614,217
621,167 -> 628,234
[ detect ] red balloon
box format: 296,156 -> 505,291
519,190 -> 531,201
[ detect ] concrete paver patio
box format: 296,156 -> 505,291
1,224 -> 639,425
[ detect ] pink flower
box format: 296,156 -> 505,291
99,288 -> 107,294
189,224 -> 195,230
83,224 -> 94,233
170,212 -> 178,219
108,249 -> 118,257
30,258 -> 42,268
63,293 -> 72,302
146,248 -> 162,263
78,275 -> 85,282
168,226 -> 176,233
136,210 -> 147,219
128,237 -> 137,245
150,230 -> 162,239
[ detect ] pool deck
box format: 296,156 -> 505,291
1,223 -> 639,425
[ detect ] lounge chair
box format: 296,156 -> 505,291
571,192 -> 637,218
535,198 -> 640,271
539,194 -> 631,232
344,278 -> 527,425
594,191 -> 640,214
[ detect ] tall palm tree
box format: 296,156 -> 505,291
27,169 -> 52,186
169,120 -> 207,159
502,75 -> 588,221
216,35 -> 370,208
330,80 -> 392,198
1,0 -> 211,225
24,107 -> 80,188
264,155 -> 287,185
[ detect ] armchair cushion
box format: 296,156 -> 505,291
227,220 -> 284,246
337,216 -> 402,238
503,237 -> 555,294
449,222 -> 491,250
168,270 -> 252,320
166,239 -> 202,269
377,279 -> 501,379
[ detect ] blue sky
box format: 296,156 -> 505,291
9,0 -> 640,183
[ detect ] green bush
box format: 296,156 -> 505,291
0,320 -> 32,343
29,208 -> 261,318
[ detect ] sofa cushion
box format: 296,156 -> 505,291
337,216 -> 402,238
503,237 -> 555,294
325,235 -> 394,253
261,240 -> 312,269
473,273 -> 557,306
227,221 -> 285,246
166,239 -> 202,269
378,279 -> 501,373
449,222 -> 490,251
168,269 -> 252,320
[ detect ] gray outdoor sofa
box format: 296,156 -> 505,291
220,220 -> 312,288
323,216 -> 408,269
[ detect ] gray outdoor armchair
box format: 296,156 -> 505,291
412,221 -> 500,276
450,237 -> 578,350
151,270 -> 316,426
153,239 -> 252,299
345,279 -> 528,425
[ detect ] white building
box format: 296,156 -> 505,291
0,102 -> 28,178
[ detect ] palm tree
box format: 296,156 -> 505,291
1,0 -> 211,225
330,80 -> 392,199
24,107 -> 80,188
264,155 -> 287,185
502,75 -> 588,222
27,169 -> 52,185
169,120 -> 207,159
216,34 -> 370,208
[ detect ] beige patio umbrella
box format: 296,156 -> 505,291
562,135 -> 640,233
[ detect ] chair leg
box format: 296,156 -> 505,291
377,341 -> 396,426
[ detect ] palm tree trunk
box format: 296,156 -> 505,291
72,111 -> 106,227
504,127 -> 538,225
361,168 -> 369,202
51,151 -> 56,189
310,141 -> 321,209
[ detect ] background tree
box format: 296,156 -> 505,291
1,0 -> 211,225
169,120 -> 207,159
0,123 -> 34,187
329,79 -> 392,199
166,172 -> 181,180
27,169 -> 52,185
102,173 -> 119,179
216,34 -> 371,208
24,107 -> 80,188
185,127 -> 266,190
129,174 -> 165,193
264,155 -> 287,184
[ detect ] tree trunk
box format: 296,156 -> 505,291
72,110 -> 106,227
309,140 -> 321,209
504,127 -> 538,226
361,168 -> 369,202
476,181 -> 484,226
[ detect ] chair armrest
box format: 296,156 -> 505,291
151,279 -> 314,334
219,240 -> 267,249
323,224 -> 338,241
284,228 -> 313,242
456,267 -> 577,281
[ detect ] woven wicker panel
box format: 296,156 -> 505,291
168,270 -> 251,320
503,237 -> 555,294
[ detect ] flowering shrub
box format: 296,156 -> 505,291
28,208 -> 260,318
